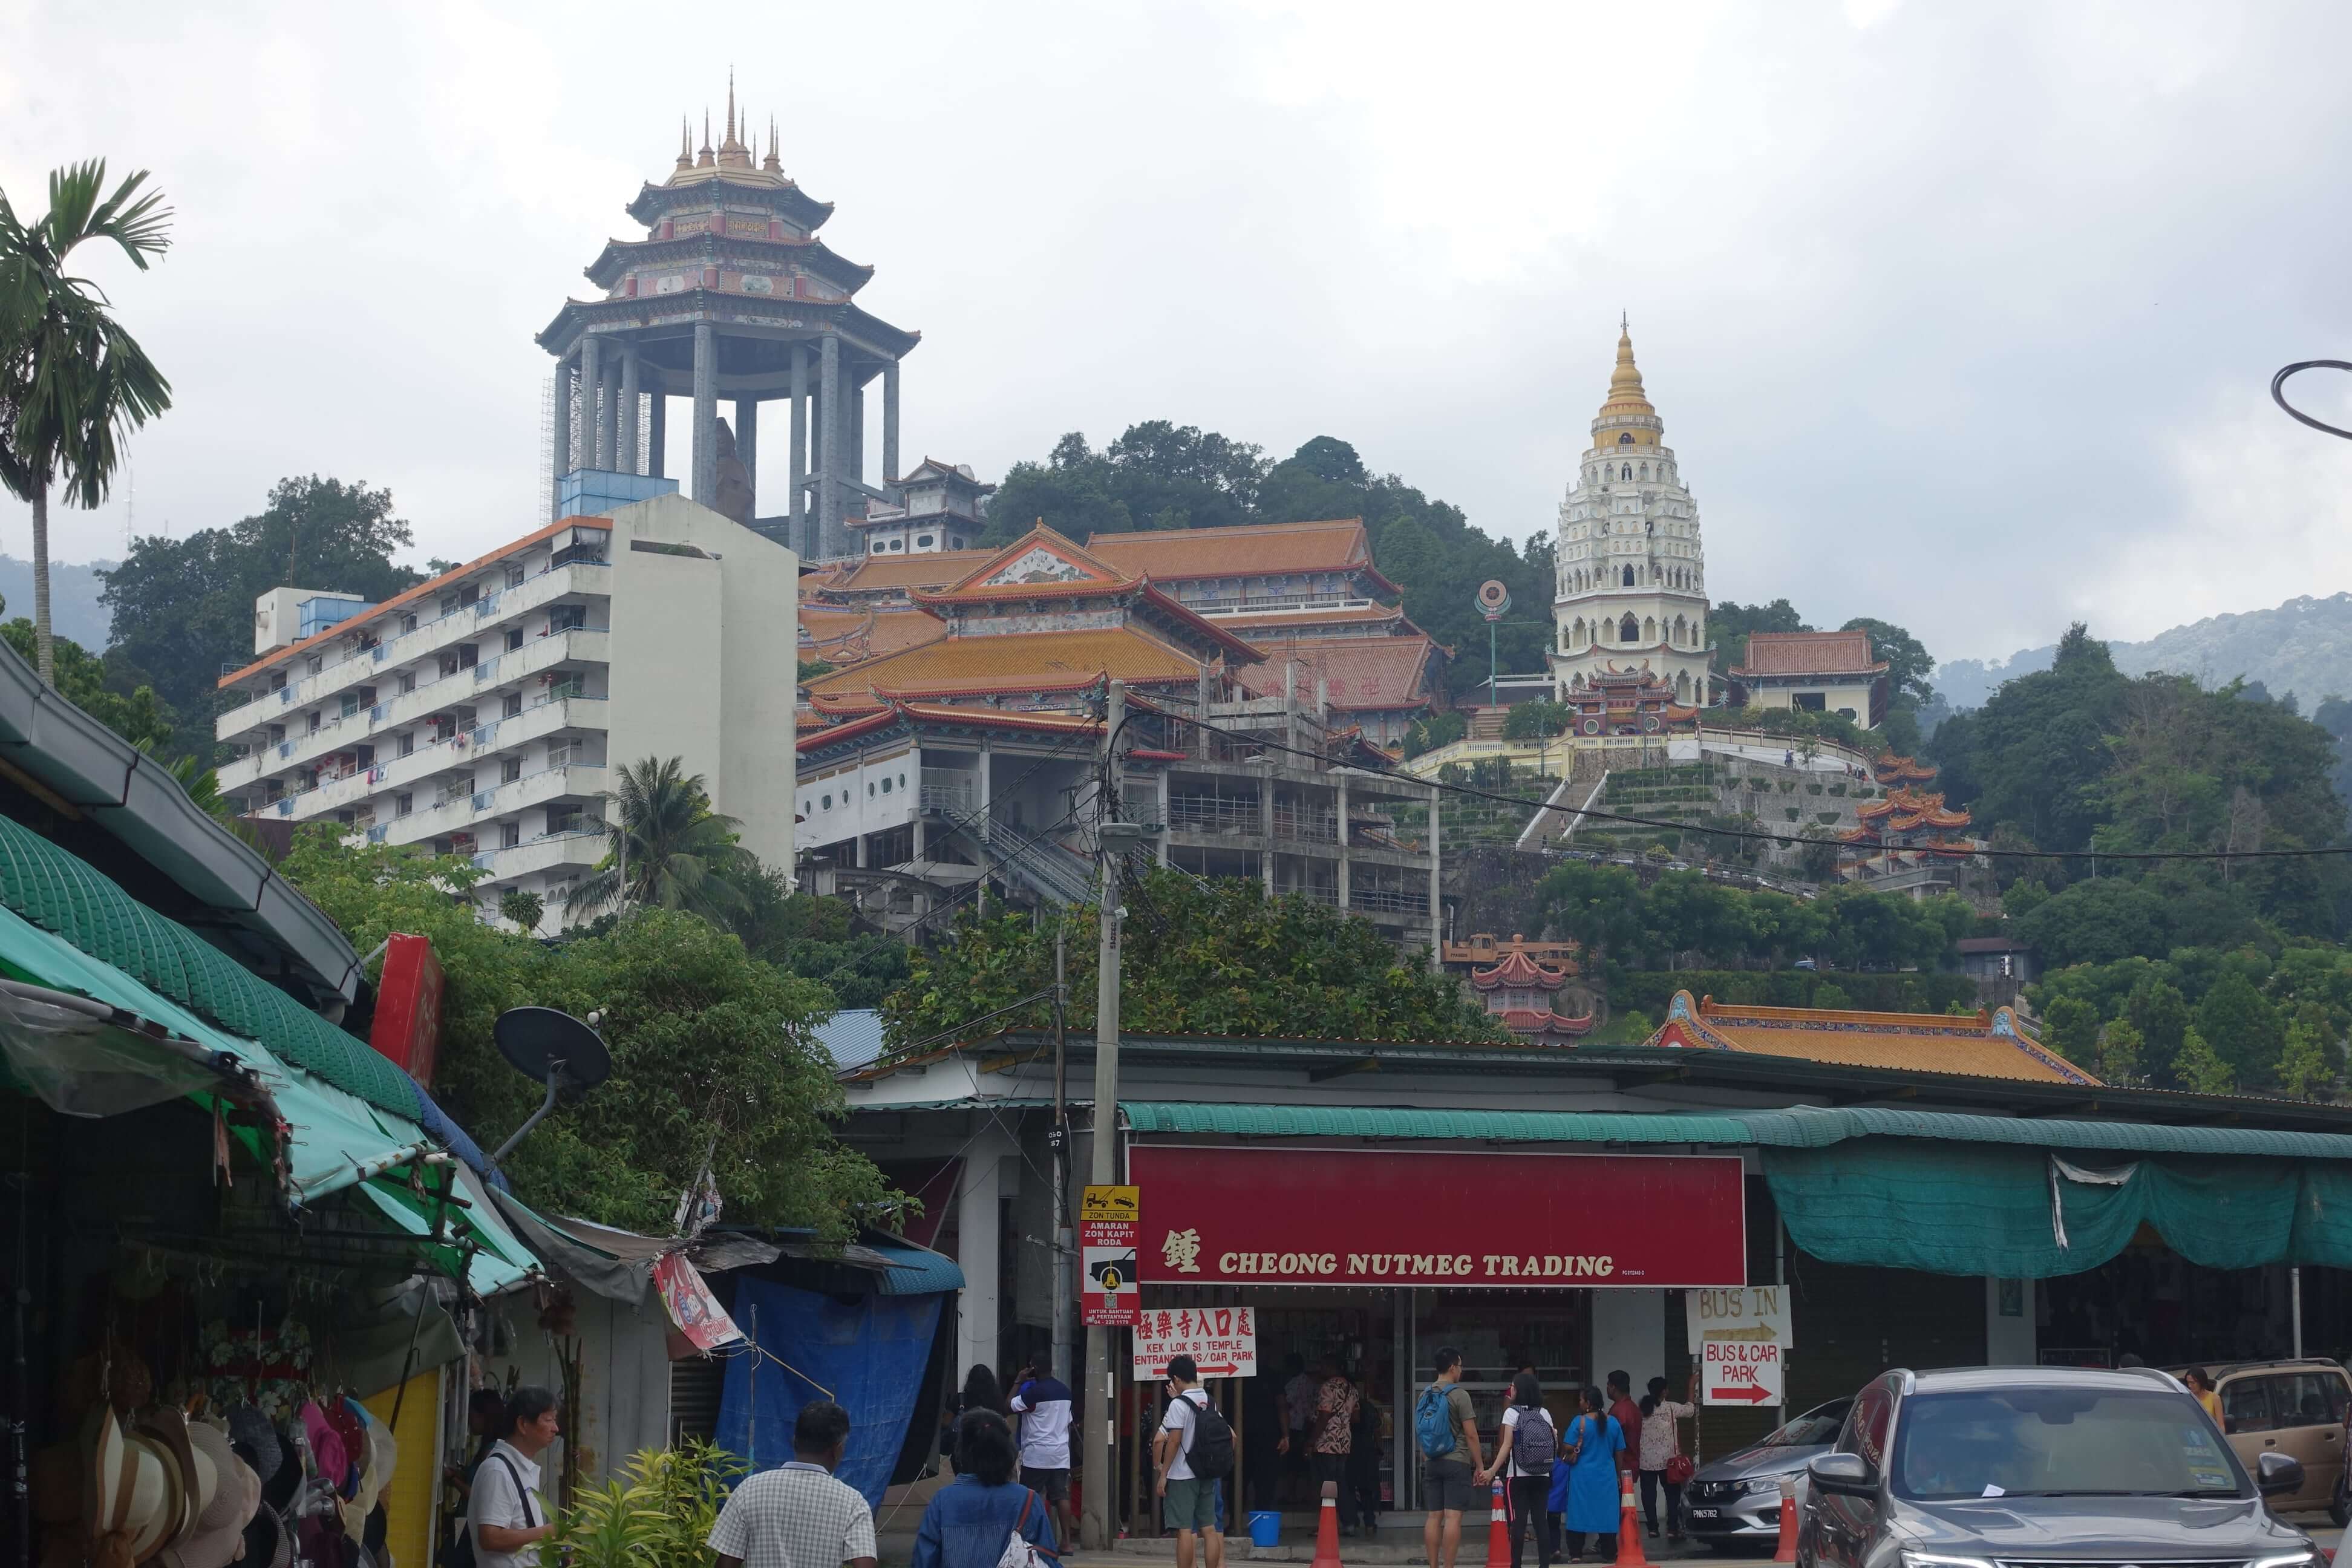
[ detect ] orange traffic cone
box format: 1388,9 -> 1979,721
1480,1479 -> 1510,1568
1615,1471 -> 1648,1568
1312,1481 -> 1345,1568
1771,1480 -> 1800,1565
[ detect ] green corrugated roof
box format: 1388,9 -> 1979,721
1120,1102 -> 2352,1159
0,814 -> 422,1118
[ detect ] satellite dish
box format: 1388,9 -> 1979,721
488,1007 -> 612,1166
494,1007 -> 612,1093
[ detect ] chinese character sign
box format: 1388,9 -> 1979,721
1080,1184 -> 1140,1327
1131,1304 -> 1258,1381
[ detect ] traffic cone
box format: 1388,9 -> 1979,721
1771,1478 -> 1800,1565
1485,1480 -> 1512,1568
1615,1470 -> 1648,1568
1313,1480 -> 1344,1568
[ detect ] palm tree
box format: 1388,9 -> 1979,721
567,756 -> 756,923
0,162 -> 173,685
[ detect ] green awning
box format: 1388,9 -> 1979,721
357,1169 -> 537,1296
1120,1101 -> 2352,1278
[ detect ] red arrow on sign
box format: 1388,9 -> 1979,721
1188,1364 -> 1241,1376
1711,1384 -> 1775,1403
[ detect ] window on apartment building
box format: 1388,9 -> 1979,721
398,671 -> 416,694
269,672 -> 287,693
506,566 -> 526,589
267,725 -> 286,745
549,605 -> 586,632
397,731 -> 414,757
335,810 -> 354,826
503,693 -> 523,719
306,711 -> 321,736
460,585 -> 480,608
502,757 -> 523,784
459,644 -> 477,669
340,693 -> 361,718
547,805 -> 581,834
506,627 -> 524,652
501,822 -> 521,849
307,655 -> 323,675
396,793 -> 413,817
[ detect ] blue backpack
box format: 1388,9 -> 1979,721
1415,1383 -> 1457,1459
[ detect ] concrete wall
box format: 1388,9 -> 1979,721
606,493 -> 797,871
1592,1288 -> 1668,1396
1985,1277 -> 2036,1365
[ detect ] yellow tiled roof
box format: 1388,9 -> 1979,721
800,626 -> 1206,701
1086,518 -> 1371,579
1647,993 -> 2097,1086
800,605 -> 950,662
822,549 -> 998,595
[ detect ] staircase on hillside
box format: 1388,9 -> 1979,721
1466,706 -> 1508,741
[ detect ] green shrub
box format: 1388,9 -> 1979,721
1828,784 -> 1847,797
1806,783 -> 1824,795
1815,812 -> 1840,825
1783,808 -> 1801,822
1779,780 -> 1797,792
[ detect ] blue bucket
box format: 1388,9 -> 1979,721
1248,1511 -> 1282,1547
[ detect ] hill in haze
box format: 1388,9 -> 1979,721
0,556 -> 114,651
1936,593 -> 2352,711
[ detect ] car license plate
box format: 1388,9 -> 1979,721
1690,1509 -> 1719,1520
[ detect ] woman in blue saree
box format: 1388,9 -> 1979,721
1546,1385 -> 1623,1563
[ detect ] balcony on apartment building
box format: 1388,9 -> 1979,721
376,760 -> 607,849
216,559 -> 613,744
466,828 -> 606,883
223,630 -> 610,799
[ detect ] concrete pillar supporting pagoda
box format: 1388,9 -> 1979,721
734,396 -> 759,518
618,350 -> 641,475
647,392 -> 665,479
578,336 -> 604,470
883,361 -> 901,485
818,332 -> 841,560
691,320 -> 718,504
849,379 -> 866,493
789,346 -> 808,550
601,355 -> 623,474
549,354 -> 575,520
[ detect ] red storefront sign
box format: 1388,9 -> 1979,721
368,933 -> 445,1086
1131,1144 -> 1744,1288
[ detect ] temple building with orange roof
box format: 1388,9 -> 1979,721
1641,988 -> 2097,1086
1559,664 -> 1704,738
1457,940 -> 1596,1045
1835,783 -> 1987,895
1729,627 -> 1891,726
794,525 -> 1449,950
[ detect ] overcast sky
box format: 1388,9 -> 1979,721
5,0 -> 2350,664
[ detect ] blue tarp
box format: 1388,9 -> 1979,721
716,1276 -> 944,1507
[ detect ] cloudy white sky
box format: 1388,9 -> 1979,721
5,0 -> 2350,663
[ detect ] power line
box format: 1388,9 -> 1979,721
1142,708 -> 2352,864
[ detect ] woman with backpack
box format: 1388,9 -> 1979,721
1636,1371 -> 1699,1541
1477,1372 -> 1558,1568
914,1409 -> 1060,1568
1547,1385 -> 1624,1564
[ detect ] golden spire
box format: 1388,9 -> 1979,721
1598,317 -> 1657,422
676,116 -> 693,171
763,116 -> 782,173
726,70 -> 737,147
697,110 -> 714,168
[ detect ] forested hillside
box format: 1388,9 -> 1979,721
984,425 -> 1556,686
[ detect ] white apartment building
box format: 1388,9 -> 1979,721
216,492 -> 798,933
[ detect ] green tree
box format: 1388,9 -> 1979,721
568,757 -> 755,923
882,868 -> 1504,1048
1933,624 -> 2126,852
2277,1019 -> 2337,1102
0,161 -> 174,684
2013,877 -> 2170,968
2172,1026 -> 2236,1094
727,866 -> 912,1010
1841,617 -> 1936,707
1707,599 -> 1811,677
498,887 -> 546,933
2194,968 -> 2287,1088
2097,1018 -> 2143,1082
2042,993 -> 2100,1067
1812,982 -> 1853,1010
0,616 -> 172,750
278,828 -> 894,1237
2125,976 -> 2190,1085
100,475 -> 424,754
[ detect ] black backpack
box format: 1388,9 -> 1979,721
1183,1393 -> 1235,1477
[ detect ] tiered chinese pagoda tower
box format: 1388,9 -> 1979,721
537,83 -> 921,561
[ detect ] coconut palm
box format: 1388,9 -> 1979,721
567,756 -> 756,923
0,161 -> 174,685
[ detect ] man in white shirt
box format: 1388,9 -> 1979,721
471,1385 -> 561,1568
1010,1362 -> 1076,1552
710,1400 -> 879,1568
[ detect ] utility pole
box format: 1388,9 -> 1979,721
1082,681 -> 1145,1550
1051,923 -> 1073,1385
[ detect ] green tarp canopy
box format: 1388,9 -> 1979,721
1122,1100 -> 2352,1279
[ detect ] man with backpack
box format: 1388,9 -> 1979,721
1417,1347 -> 1485,1568
1155,1354 -> 1233,1568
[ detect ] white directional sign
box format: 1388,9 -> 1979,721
1687,1285 -> 1790,1407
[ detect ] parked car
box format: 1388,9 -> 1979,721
1799,1367 -> 2314,1568
2167,1357 -> 2352,1520
1687,1399 -> 1852,1549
